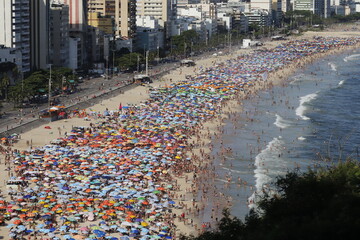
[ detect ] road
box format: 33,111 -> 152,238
0,42 -> 246,136
0,61 -> 180,136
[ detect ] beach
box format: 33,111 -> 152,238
1,25 -> 360,240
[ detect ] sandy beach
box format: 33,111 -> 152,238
1,25 -> 360,240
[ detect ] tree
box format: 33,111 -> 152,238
0,73 -> 10,100
22,71 -> 48,101
170,30 -> 199,56
116,53 -> 142,71
7,84 -> 23,106
184,161 -> 360,240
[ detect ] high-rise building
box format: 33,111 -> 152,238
88,0 -> 136,38
314,0 -> 331,17
58,0 -> 88,68
294,0 -> 330,18
60,0 -> 88,31
251,0 -> 272,11
136,0 -> 177,38
294,0 -> 314,11
177,0 -> 201,7
88,0 -> 106,15
30,0 -> 49,71
88,12 -> 114,35
136,0 -> 172,28
0,0 -> 31,73
49,2 -> 70,68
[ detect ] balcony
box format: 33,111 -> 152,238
22,48 -> 30,54
12,5 -> 21,11
12,12 -> 22,18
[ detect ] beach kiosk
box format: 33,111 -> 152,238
133,74 -> 152,84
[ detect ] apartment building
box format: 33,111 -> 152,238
49,2 -> 70,68
0,0 -> 31,73
88,0 -> 136,38
30,0 -> 49,71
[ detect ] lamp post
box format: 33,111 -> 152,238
112,49 -> 115,76
145,50 -> 149,76
61,76 -> 65,95
48,64 -> 52,111
184,42 -> 187,58
137,55 -> 140,73
157,37 -> 160,65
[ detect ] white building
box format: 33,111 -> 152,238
136,0 -> 174,27
0,0 -> 31,73
251,0 -> 272,11
294,0 -> 314,11
178,7 -> 204,19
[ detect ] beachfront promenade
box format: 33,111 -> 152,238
1,30 -> 360,240
0,63 -> 180,138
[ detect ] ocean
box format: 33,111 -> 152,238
205,47 -> 360,221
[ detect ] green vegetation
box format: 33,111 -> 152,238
115,52 -> 143,71
0,62 -> 18,102
182,161 -> 360,240
331,12 -> 360,23
7,67 -> 77,106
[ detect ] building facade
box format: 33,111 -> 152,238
88,11 -> 114,35
0,46 -> 23,72
30,0 -> 49,71
136,0 -> 172,27
0,0 -> 31,73
251,0 -> 272,11
49,2 -> 70,68
294,0 -> 315,11
59,0 -> 88,69
88,0 -> 136,38
136,16 -> 165,51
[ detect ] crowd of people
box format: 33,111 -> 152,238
1,37 -> 360,240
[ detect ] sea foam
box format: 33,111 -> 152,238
254,137 -> 284,191
328,62 -> 337,71
274,114 -> 292,129
295,93 -> 318,120
344,54 -> 360,62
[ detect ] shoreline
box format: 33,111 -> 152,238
1,28 -> 360,239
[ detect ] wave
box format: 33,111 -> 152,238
295,93 -> 318,120
338,80 -> 345,86
344,54 -> 360,62
254,137 -> 284,191
274,114 -> 292,129
328,62 -> 337,72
